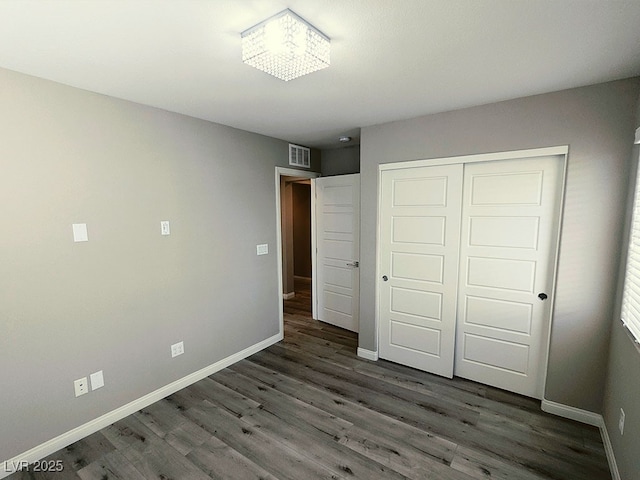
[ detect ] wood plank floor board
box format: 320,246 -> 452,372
249,347 -> 481,435
337,424 -> 476,480
211,368 -> 353,439
229,360 -> 465,465
281,332 -> 354,361
355,359 -> 533,425
185,435 -> 278,480
101,416 -> 211,480
282,313 -> 320,329
360,360 -> 603,457
184,401 -> 346,480
470,411 -> 611,480
248,348 -> 574,478
283,324 -> 357,350
164,385 -> 212,412
211,395 -> 410,480
77,450 -> 148,480
4,432 -> 116,480
193,377 -> 261,418
449,445 -> 550,480
315,347 -> 533,419
231,355 -> 606,480
307,337 -> 599,456
246,345 -> 599,478
288,325 -> 358,349
163,420 -> 213,456
272,341 -> 484,431
477,410 -> 608,469
134,399 -> 196,440
377,357 -> 491,398
209,369 -> 457,480
48,431 -> 116,472
104,415 -> 209,480
5,279 -> 611,480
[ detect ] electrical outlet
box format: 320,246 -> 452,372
74,377 -> 89,397
619,408 -> 625,435
160,221 -> 170,236
171,341 -> 184,358
256,244 -> 268,255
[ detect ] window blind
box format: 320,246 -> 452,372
621,155 -> 640,344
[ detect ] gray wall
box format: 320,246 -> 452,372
603,324 -> 640,478
602,99 -> 640,479
360,78 -> 640,413
321,145 -> 360,176
0,67 -> 317,462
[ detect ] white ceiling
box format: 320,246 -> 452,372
0,0 -> 639,149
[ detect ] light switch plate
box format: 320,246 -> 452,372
257,244 -> 268,255
90,370 -> 104,390
72,223 -> 88,242
160,221 -> 171,235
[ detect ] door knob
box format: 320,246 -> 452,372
538,293 -> 548,300
382,275 -> 388,281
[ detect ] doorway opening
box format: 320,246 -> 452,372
275,167 -> 319,338
283,178 -> 312,315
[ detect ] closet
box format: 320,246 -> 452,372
378,148 -> 566,398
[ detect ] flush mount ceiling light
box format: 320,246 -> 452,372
339,136 -> 352,143
241,9 -> 330,82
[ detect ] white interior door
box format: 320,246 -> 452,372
455,155 -> 563,398
315,174 -> 360,332
379,165 -> 463,377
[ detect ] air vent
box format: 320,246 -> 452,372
289,144 -> 311,168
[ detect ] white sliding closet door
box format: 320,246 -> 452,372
378,151 -> 565,398
379,164 -> 463,378
455,156 -> 563,398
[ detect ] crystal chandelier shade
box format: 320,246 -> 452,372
241,9 -> 330,82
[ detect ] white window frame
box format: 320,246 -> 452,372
621,149 -> 640,345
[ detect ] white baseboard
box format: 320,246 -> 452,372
541,399 -> 620,480
600,420 -> 621,480
283,292 -> 295,300
0,332 -> 282,480
357,347 -> 378,361
541,399 -> 601,426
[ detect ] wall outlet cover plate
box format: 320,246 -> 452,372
74,377 -> 89,397
72,223 -> 88,242
90,370 -> 104,390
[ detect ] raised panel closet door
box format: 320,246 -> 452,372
379,164 -> 463,378
455,155 -> 563,398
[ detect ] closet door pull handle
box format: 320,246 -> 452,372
382,275 -> 388,281
538,293 -> 548,300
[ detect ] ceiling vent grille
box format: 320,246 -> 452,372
289,144 -> 311,168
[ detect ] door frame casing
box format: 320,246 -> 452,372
275,167 -> 321,338
375,145 -> 569,396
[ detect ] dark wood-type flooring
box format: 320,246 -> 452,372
7,277 -> 611,479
